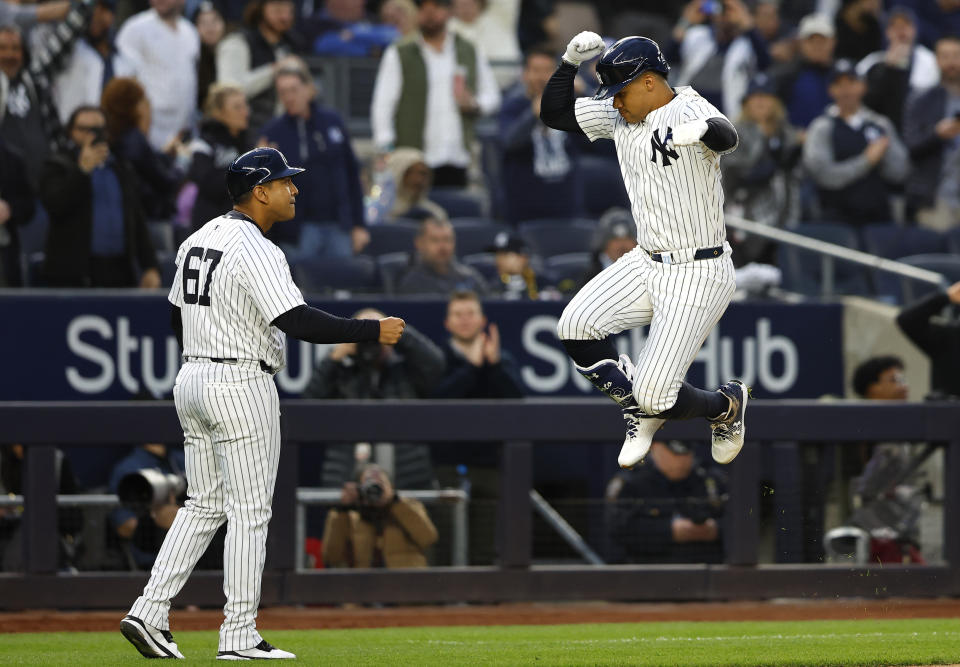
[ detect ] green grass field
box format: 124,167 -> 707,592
3,618 -> 960,666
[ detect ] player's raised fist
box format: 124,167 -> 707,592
563,31 -> 605,66
378,317 -> 406,345
671,119 -> 709,147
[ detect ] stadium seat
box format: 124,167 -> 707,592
545,252 -> 592,289
462,252 -> 499,283
376,251 -> 412,295
946,227 -> 960,254
450,219 -> 512,257
519,219 -> 597,258
157,250 -> 177,288
579,155 -> 630,217
293,255 -> 379,295
430,187 -> 486,218
776,222 -> 871,297
861,225 -> 948,300
897,254 -> 960,303
363,220 -> 419,256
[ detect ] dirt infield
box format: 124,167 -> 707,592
2,598 -> 959,633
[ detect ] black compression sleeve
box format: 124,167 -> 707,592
171,305 -> 183,349
539,61 -> 585,135
702,117 -> 738,152
271,304 -> 380,344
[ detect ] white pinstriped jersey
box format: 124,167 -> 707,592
168,213 -> 306,370
574,86 -> 736,253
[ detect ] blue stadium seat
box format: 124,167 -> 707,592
376,251 -> 411,295
946,227 -> 960,254
293,255 -> 379,295
861,225 -> 948,300
462,252 -> 499,283
450,219 -> 512,257
157,250 -> 177,288
580,155 -> 630,217
545,252 -> 592,288
430,187 -> 486,218
776,222 -> 871,296
519,219 -> 597,258
897,254 -> 960,303
363,220 -> 419,256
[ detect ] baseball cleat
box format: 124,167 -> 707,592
217,640 -> 296,660
120,614 -> 185,659
618,408 -> 665,469
711,380 -> 748,464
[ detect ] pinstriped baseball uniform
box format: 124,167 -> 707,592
128,211 -> 304,652
557,86 -> 737,414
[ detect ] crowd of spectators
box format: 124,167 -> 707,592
1,0 -> 958,294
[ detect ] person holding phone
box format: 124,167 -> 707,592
41,105 -> 160,287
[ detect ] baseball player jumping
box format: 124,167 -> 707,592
120,147 -> 405,660
542,34 -> 746,469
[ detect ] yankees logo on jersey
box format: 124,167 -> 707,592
650,128 -> 680,166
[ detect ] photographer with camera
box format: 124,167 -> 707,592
606,439 -> 726,564
322,464 -> 438,568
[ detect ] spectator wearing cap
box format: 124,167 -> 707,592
194,1 -> 225,110
116,0 -> 200,151
834,0 -> 884,63
852,355 -> 908,399
723,73 -> 803,265
903,35 -> 960,230
606,439 -> 726,564
485,231 -> 549,300
385,147 -> 447,221
770,13 -> 836,128
857,6 -> 939,132
579,208 -> 637,288
396,215 -> 488,295
499,43 -> 583,225
802,59 -> 909,225
308,0 -> 398,57
216,0 -> 304,133
258,64 -> 368,257
370,0 -> 501,187
670,0 -> 770,117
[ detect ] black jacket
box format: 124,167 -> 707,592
188,119 -> 251,228
896,291 -> 960,398
40,150 -> 158,287
0,140 -> 36,286
432,342 -> 524,399
903,85 -> 949,210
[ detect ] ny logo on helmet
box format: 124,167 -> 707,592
650,128 -> 680,167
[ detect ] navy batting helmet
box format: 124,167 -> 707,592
593,36 -> 670,101
226,147 -> 305,202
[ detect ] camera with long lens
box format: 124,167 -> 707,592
358,479 -> 384,505
117,468 -> 187,513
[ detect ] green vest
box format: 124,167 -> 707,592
394,33 -> 478,153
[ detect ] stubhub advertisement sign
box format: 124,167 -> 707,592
1,293 -> 843,400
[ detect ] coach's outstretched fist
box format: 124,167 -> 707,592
378,317 -> 406,344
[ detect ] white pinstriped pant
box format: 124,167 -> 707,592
129,361 -> 281,652
557,245 -> 736,414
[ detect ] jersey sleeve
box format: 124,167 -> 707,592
239,245 -> 307,323
574,97 -> 619,142
167,244 -> 187,307
681,95 -> 738,154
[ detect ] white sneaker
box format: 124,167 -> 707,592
618,408 -> 665,468
711,380 -> 748,464
217,640 -> 296,660
120,615 -> 185,659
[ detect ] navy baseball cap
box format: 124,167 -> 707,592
829,59 -> 861,84
486,231 -> 529,254
226,147 -> 305,201
744,73 -> 776,99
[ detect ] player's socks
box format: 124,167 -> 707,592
655,382 -> 729,420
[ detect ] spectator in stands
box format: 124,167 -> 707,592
101,77 -> 185,222
259,64 -> 368,257
432,289 -> 523,398
802,59 -> 909,226
370,0 -> 501,187
217,0 -> 303,133
449,0 -> 522,88
833,0 -> 884,63
0,137 -> 34,286
384,147 -> 447,221
0,0 -> 77,31
0,1 -> 96,189
894,0 -> 960,49
485,231 -> 550,300
41,105 -> 160,287
903,36 -> 960,231
116,0 -> 200,151
499,44 -> 582,225
380,0 -> 418,37
754,0 -> 795,64
771,12 -> 836,128
396,215 -> 488,295
46,0 -> 126,125
896,280 -> 960,399
187,83 -> 251,229
723,73 -> 803,265
852,355 -> 909,399
322,463 -> 438,569
108,443 -> 185,570
309,0 -> 397,57
194,1 -> 225,109
670,0 -> 770,117
606,439 -> 726,564
579,208 -> 637,288
858,6 -> 939,132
